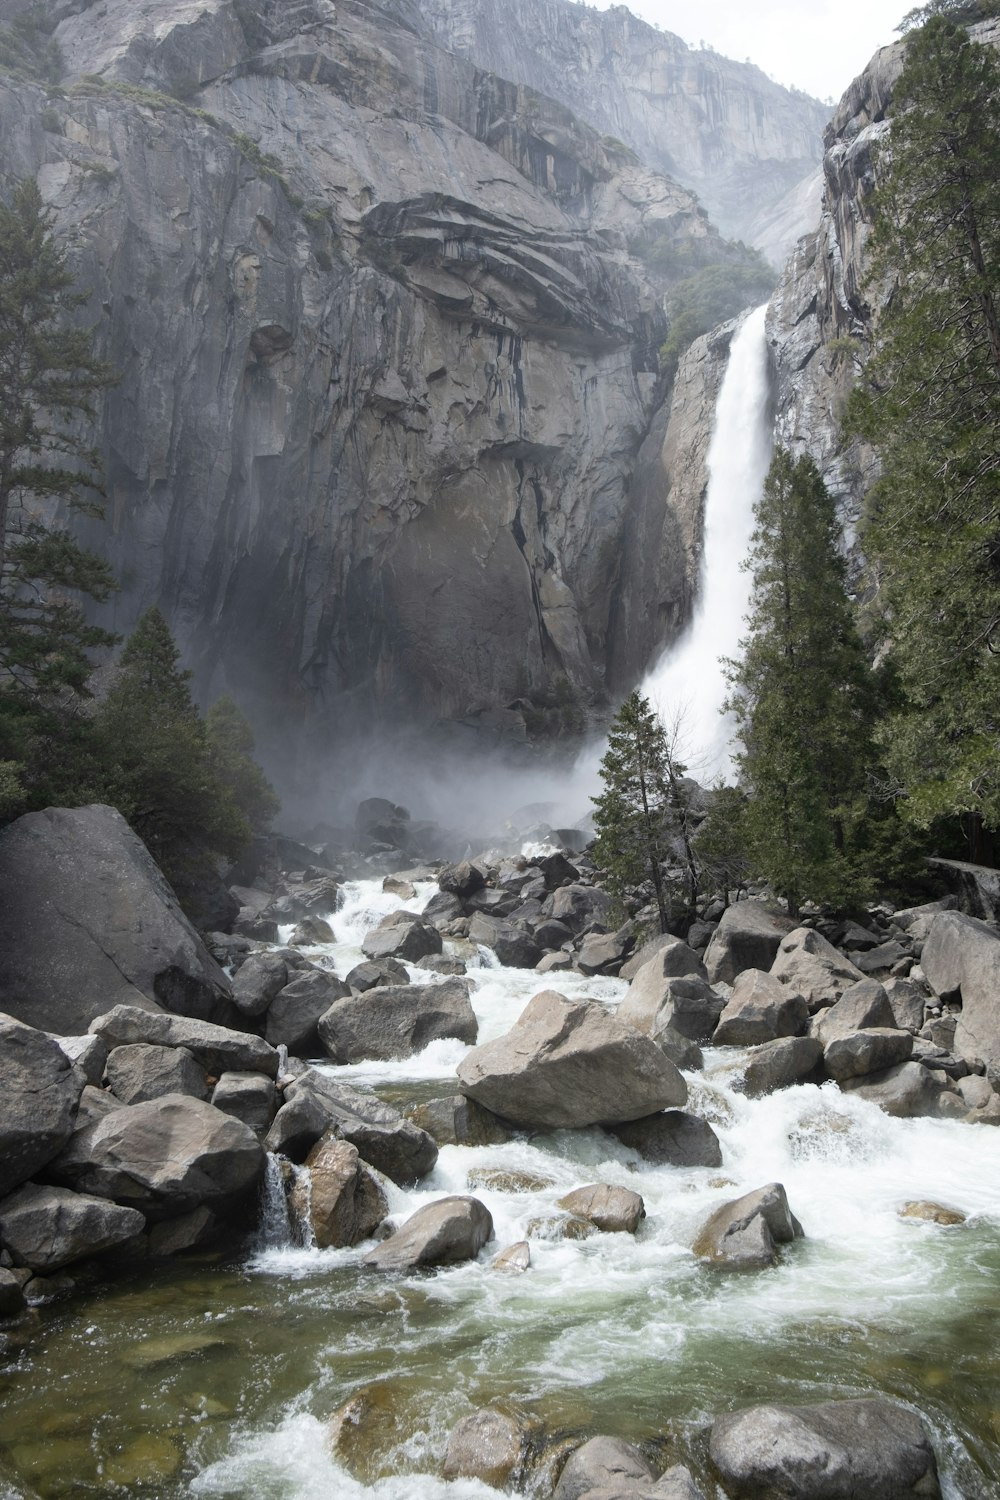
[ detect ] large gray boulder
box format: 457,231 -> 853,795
47,1093 -> 264,1221
362,1195 -> 493,1271
0,1183 -> 144,1273
105,1043 -> 209,1105
607,1111 -> 722,1167
770,927 -> 865,1010
824,1029 -> 913,1082
231,951 -> 289,1018
210,1072 -> 277,1137
0,1015 -> 84,1199
738,1036 -> 823,1097
921,910 -> 1000,1066
361,912 -> 442,963
272,1070 -> 438,1184
290,1137 -> 387,1248
265,971 -> 350,1053
814,978 -> 897,1046
457,991 -> 687,1129
0,805 -> 233,1032
713,969 -> 808,1046
90,1005 -> 280,1078
553,1437 -> 654,1500
317,979 -> 477,1063
703,902 -> 795,985
618,959 -> 723,1045
408,1095 -> 513,1148
693,1182 -> 803,1270
545,884 -> 613,934
840,1060 -> 945,1118
709,1397 -> 939,1498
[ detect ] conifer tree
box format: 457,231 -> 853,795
205,695 -> 280,833
724,449 -> 877,916
847,16 -> 1000,834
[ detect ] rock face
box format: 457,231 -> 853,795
709,1397 -> 940,1499
363,1195 -> 493,1271
317,979 -> 477,1063
457,991 -> 687,1129
0,806 -> 233,1033
0,1015 -> 84,1199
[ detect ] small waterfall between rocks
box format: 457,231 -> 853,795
642,302 -> 773,780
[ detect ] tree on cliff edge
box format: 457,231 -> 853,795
0,177 -> 117,816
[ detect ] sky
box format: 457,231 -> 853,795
593,0 -> 910,102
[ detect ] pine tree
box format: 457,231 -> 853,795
205,695 -> 280,833
95,610 -> 253,895
0,178 -> 118,816
724,449 -> 878,916
847,16 -> 1000,833
592,690 -> 685,932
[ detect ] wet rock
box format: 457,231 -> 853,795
265,971 -> 351,1053
106,1043 -> 209,1105
0,1267 -> 26,1318
899,1200 -> 966,1226
650,1465 -> 706,1500
317,978 -> 477,1064
90,1005 -> 280,1078
553,1436 -> 655,1500
546,885 -> 614,934
413,955 -> 468,977
210,1073 -> 277,1137
537,951 -> 575,975
289,916 -> 336,946
693,1182 -> 803,1270
345,959 -> 410,992
363,1195 -> 493,1271
823,1028 -> 913,1082
458,990 -> 687,1129
922,910 -> 1000,1066
607,1111 -> 722,1167
738,1036 -> 823,1097
438,861 -> 487,898
148,1205 -> 219,1256
275,1072 -> 438,1183
328,1381 -> 411,1483
231,952 -> 289,1018
491,1241 -> 531,1272
0,1014 -> 84,1198
839,1060 -> 944,1118
361,913 -> 442,963
443,1408 -> 527,1485
467,1168 -> 553,1193
51,1033 -> 108,1087
703,902 -> 795,985
291,1138 -> 387,1248
556,1184 -> 644,1233
48,1094 -> 264,1221
409,1095 -> 513,1148
771,928 -> 865,1011
526,1213 -> 596,1241
708,1397 -> 940,1498
422,891 -> 465,928
713,969 -> 809,1046
383,876 -> 417,901
0,1183 -> 145,1273
0,805 -> 234,1031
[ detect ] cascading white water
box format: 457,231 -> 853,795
642,302 -> 773,781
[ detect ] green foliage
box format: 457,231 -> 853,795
232,132 -> 303,207
94,610 -> 255,894
205,695 -> 280,834
724,450 -> 879,916
657,255 -> 776,380
846,17 -> 1000,831
592,690 -> 690,932
0,7 -> 61,83
0,178 -> 118,814
69,75 -> 220,128
897,0 -> 1000,32
693,782 -> 752,904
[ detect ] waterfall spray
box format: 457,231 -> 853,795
642,303 -> 773,781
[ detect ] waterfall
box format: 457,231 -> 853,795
642,303 -> 773,782
256,1152 -> 294,1251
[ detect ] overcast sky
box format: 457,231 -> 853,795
594,0 -> 909,102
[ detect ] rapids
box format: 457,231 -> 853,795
1,881 -> 998,1498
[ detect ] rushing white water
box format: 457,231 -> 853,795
642,302 -> 773,781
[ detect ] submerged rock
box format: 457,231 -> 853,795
553,1436 -> 655,1500
443,1408 -> 527,1486
362,1196 -> 493,1271
491,1241 -> 531,1272
898,1201 -> 966,1226
556,1184 -> 645,1233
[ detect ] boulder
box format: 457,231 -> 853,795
51,1033 -> 108,1087
618,959 -> 722,1045
0,1183 -> 144,1272
607,1111 -> 722,1167
713,969 -> 808,1046
90,1005 -> 280,1078
556,1184 -> 644,1233
466,888 -> 521,918
577,928 -> 635,976
491,1242 -> 531,1272
546,884 -> 613,934
290,1138 -> 387,1248
0,1267 -> 26,1318
0,1015 -> 84,1199
921,910 -> 1000,1065
708,1397 -> 940,1498
553,1437 -> 654,1500
899,1200 -> 966,1226
693,1182 -> 803,1270
883,978 -> 927,1033
492,926 -> 544,969
443,1409 -> 526,1486
105,1043 -> 209,1105
770,928 -> 865,1010
422,891 -> 465,928
438,861 -> 487,898
824,1029 -> 913,1082
362,1195 -> 493,1271
273,1071 -> 438,1183
537,851 -> 581,889
703,901 -> 795,985
854,940 -> 911,975
383,876 -> 417,900
408,1095 -> 513,1147
414,955 -> 468,977
457,991 -> 687,1129
210,1073 -> 277,1136
47,1094 -> 264,1221
738,1037 -> 823,1097
361,913 -> 442,963
288,917 -> 336,946
619,933 -> 678,982
317,979 -> 477,1064
265,971 -> 350,1053
0,805 -> 233,1031
654,1026 -> 705,1071
839,1060 -> 944,1118
345,959 -> 410,992
534,918 -> 576,951
814,978 -> 898,1045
